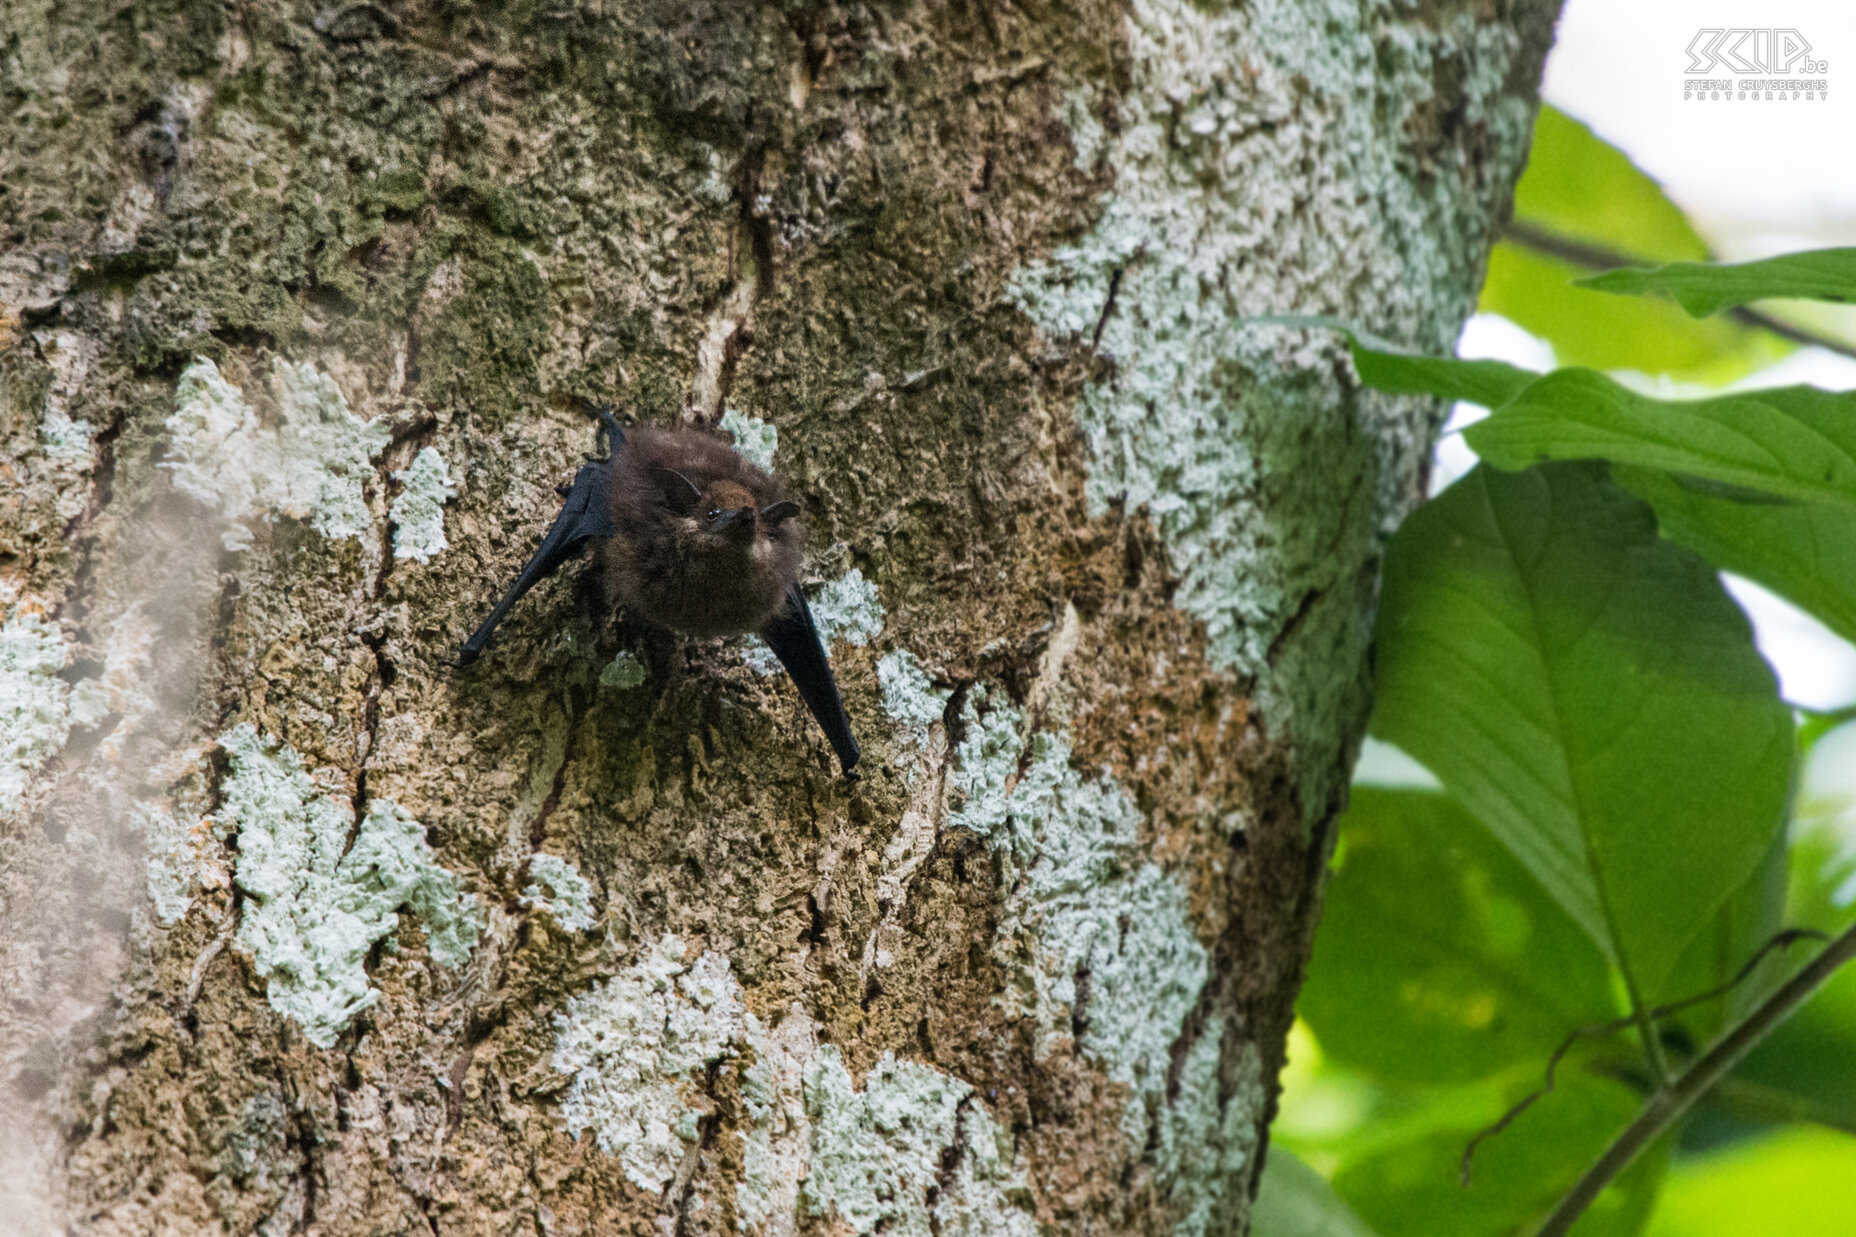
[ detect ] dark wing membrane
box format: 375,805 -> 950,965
457,418 -> 624,666
760,585 -> 861,777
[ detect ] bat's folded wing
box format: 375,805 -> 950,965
760,585 -> 861,777
457,455 -> 618,666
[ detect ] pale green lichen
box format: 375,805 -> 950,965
946,689 -> 1207,1148
39,404 -> 95,461
720,407 -> 779,472
0,607 -> 70,818
735,1010 -> 817,1232
523,852 -> 597,932
138,800 -> 204,925
389,446 -> 455,563
876,650 -> 946,737
1057,87 -> 1106,171
545,938 -> 1037,1231
66,678 -> 110,730
810,569 -> 883,647
162,358 -> 261,549
68,602 -> 160,762
939,688 -> 1270,1232
801,1047 -> 1036,1237
222,723 -> 480,1047
162,356 -> 391,551
268,358 -> 393,541
553,936 -> 748,1191
1155,1024 -> 1268,1237
739,638 -> 782,677
598,650 -> 647,690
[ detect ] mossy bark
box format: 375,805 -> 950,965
1,1 -> 1558,1233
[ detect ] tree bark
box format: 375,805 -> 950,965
0,1 -> 1558,1233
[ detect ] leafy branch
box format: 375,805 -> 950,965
1502,221 -> 1856,362
1461,928 -> 1829,1186
1534,922 -> 1856,1236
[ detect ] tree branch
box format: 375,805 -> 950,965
1460,928 -> 1825,1186
1501,221 -> 1856,363
1533,921 -> 1856,1237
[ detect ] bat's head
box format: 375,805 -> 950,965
654,469 -> 801,556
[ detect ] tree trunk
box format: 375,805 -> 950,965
0,1 -> 1557,1233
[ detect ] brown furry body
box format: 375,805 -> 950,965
600,427 -> 802,638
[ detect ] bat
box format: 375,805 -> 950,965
458,410 -> 860,777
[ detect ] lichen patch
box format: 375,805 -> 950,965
552,936 -> 748,1192
599,650 -> 648,690
948,686 -> 1208,1147
1010,0 -> 1533,817
389,446 -> 456,563
162,356 -> 391,552
523,852 -> 598,933
222,723 -> 480,1047
0,603 -> 72,818
876,649 -> 948,742
810,568 -> 884,647
801,1047 -> 1036,1237
721,407 -> 780,473
742,567 -> 885,675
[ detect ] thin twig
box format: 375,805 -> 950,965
1533,921 -> 1856,1237
1501,221 -> 1856,363
1461,928 -> 1828,1185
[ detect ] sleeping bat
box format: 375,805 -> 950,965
457,411 -> 860,777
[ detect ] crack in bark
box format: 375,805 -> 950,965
526,687 -> 585,851
1089,267 -> 1122,354
49,364 -> 129,636
353,411 -> 437,825
661,1057 -> 728,1237
177,909 -> 237,1025
924,1093 -> 975,1237
688,147 -> 774,425
858,724 -> 955,994
1263,587 -> 1323,667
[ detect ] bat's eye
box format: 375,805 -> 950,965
706,509 -> 720,520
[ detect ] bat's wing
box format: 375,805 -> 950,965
457,414 -> 625,667
760,585 -> 861,777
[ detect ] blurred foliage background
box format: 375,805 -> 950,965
1254,106 -> 1856,1237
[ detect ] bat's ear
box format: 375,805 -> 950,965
651,466 -> 703,515
760,501 -> 800,525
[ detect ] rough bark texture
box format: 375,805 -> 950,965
1,1 -> 1557,1233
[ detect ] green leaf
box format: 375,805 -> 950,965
1717,756 -> 1856,1132
1466,370 -> 1856,509
1482,245 -> 1778,383
1371,464 -> 1793,997
1729,933 -> 1856,1133
1299,788 -> 1614,1084
1348,346 -> 1537,409
1576,249 -> 1856,318
1617,466 -> 1856,647
1253,1149 -> 1383,1237
1251,314 -> 1538,407
1332,1074 -> 1666,1237
1481,107 -> 1782,382
1510,107 -> 1709,263
1643,1128 -> 1856,1237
